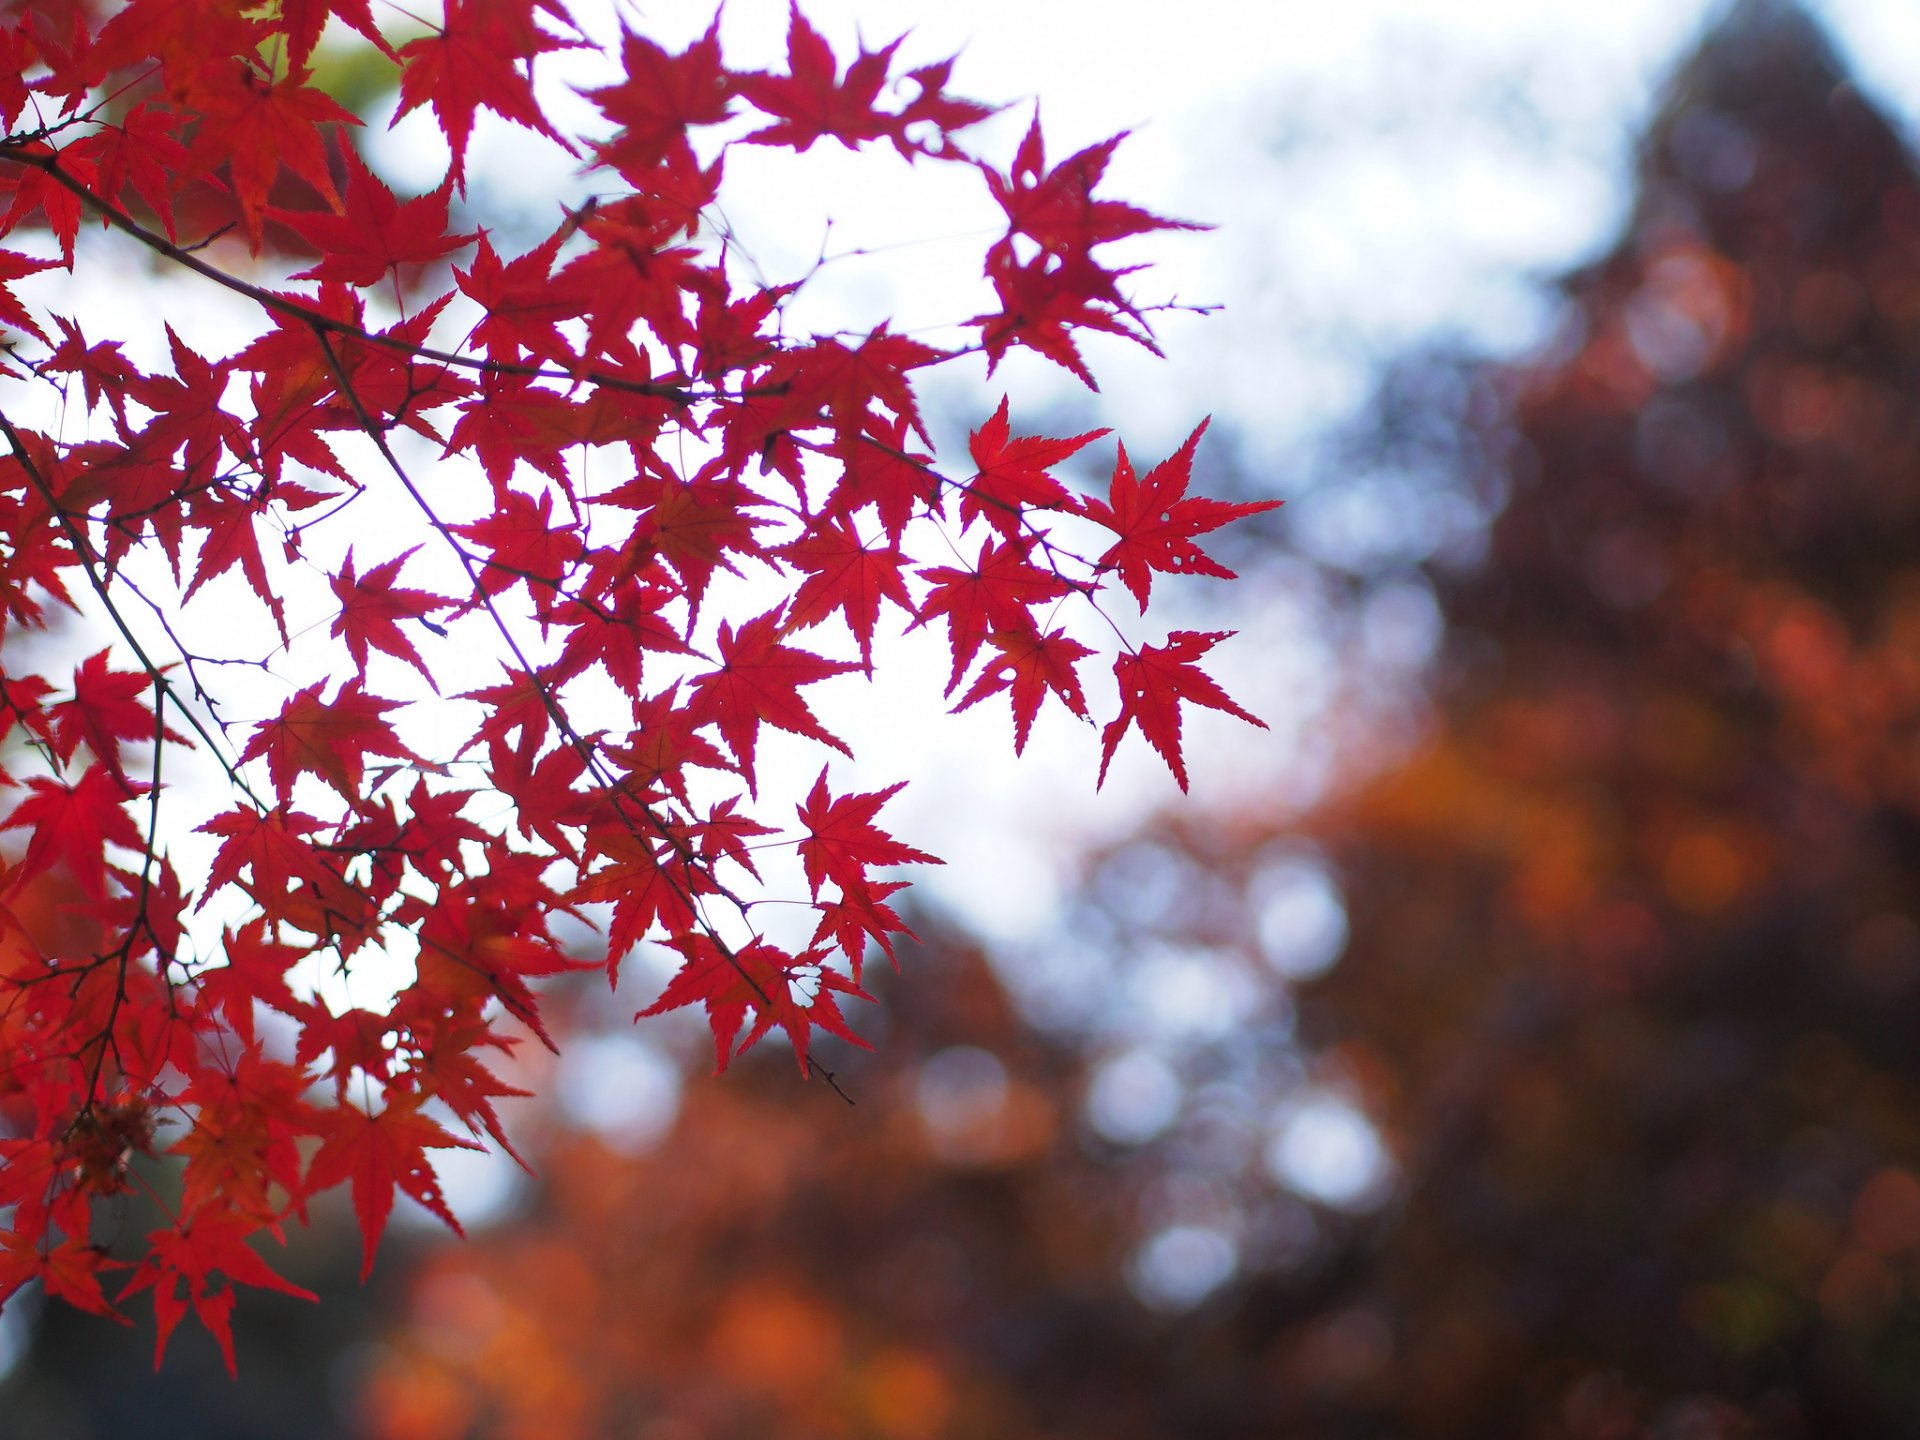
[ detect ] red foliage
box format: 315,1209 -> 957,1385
0,0 -> 1269,1369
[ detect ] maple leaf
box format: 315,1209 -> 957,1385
796,768 -> 941,901
776,519 -> 915,670
809,876 -> 914,977
305,1096 -> 479,1280
969,248 -> 1163,389
42,315 -> 141,419
555,202 -> 716,356
170,1051 -> 320,1223
3,764 -> 145,898
737,5 -> 901,153
1,1232 -> 125,1321
392,998 -> 536,1167
459,667 -> 556,764
127,326 -> 251,490
0,248 -> 56,347
83,102 -> 189,240
637,933 -> 871,1075
120,1210 -> 317,1376
1,143 -> 91,264
687,610 -> 857,793
827,412 -> 941,542
984,113 -> 1204,261
571,821 -> 704,967
954,626 -> 1095,754
0,27 -> 36,132
603,684 -> 734,806
550,580 -> 690,693
406,862 -> 583,1053
961,396 -> 1109,535
45,649 -> 186,782
282,147 -> 475,287
1079,420 -> 1281,609
277,0 -> 396,69
455,230 -> 592,366
688,795 -> 777,879
599,468 -> 764,614
914,536 -> 1074,694
0,670 -> 54,780
197,804 -> 333,910
191,920 -> 307,1048
183,66 -> 359,248
183,494 -> 289,642
330,547 -> 451,686
1099,631 -> 1266,791
583,16 -> 734,174
238,681 -> 412,803
451,488 -> 584,600
395,0 -> 582,188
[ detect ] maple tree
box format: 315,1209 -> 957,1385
0,0 -> 1275,1375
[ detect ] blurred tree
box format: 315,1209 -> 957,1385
1273,1 -> 1920,1431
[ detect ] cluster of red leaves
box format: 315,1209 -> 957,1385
0,0 -> 1275,1372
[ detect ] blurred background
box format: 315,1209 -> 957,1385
12,0 -> 1920,1435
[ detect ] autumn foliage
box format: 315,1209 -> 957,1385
0,0 -> 1274,1370
329,10 -> 1920,1438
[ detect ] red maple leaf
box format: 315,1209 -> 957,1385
969,248 -> 1162,389
394,0 -> 581,187
330,547 -> 451,686
458,667 -> 556,764
237,681 -> 412,803
45,649 -> 186,782
276,0 -> 395,69
776,519 -> 916,670
603,684 -> 734,806
182,496 -> 289,642
1,1232 -> 125,1320
954,626 -> 1095,754
687,610 -> 857,791
183,66 -> 358,249
451,488 -> 584,601
190,920 -> 307,1048
304,1096 -> 478,1280
637,933 -> 871,1075
119,1210 -> 317,1376
571,809 -> 705,964
915,536 -> 1074,694
826,412 -> 940,542
736,5 -> 902,153
795,768 -> 941,901
584,16 -> 734,174
455,230 -> 584,365
282,146 -> 474,288
1079,420 -> 1281,609
809,876 -> 914,977
984,113 -> 1203,261
595,466 -> 764,620
3,764 -> 145,897
961,396 -> 1109,534
0,248 -> 56,346
42,315 -> 140,419
1099,631 -> 1266,791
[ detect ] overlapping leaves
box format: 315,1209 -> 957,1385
0,0 -> 1274,1370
